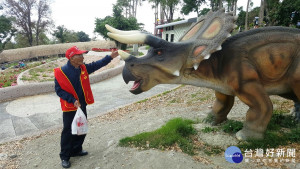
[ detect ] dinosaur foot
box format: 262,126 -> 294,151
212,117 -> 228,126
236,128 -> 264,141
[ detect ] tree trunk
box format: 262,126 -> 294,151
259,0 -> 264,27
219,0 -> 223,9
27,8 -> 33,46
234,0 -> 237,16
245,0 -> 250,31
211,0 -> 215,10
264,0 -> 271,26
160,4 -> 164,23
169,5 -> 173,22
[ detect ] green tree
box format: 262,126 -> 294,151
265,0 -> 280,26
0,15 -> 16,51
273,0 -> 300,27
224,0 -> 238,15
13,33 -> 31,48
64,31 -> 79,43
210,0 -> 223,11
236,7 -> 246,30
181,0 -> 205,17
199,8 -> 210,16
77,31 -> 91,42
53,25 -> 67,43
94,4 -> 141,49
52,25 -> 83,43
3,0 -> 52,46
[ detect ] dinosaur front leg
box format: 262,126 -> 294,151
210,91 -> 234,125
235,82 -> 273,140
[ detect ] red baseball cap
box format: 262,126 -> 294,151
65,46 -> 88,59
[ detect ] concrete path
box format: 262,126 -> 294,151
0,74 -> 178,144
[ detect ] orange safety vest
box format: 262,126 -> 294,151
54,64 -> 94,112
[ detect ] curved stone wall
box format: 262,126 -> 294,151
0,41 -> 116,63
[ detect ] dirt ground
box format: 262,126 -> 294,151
0,85 -> 299,169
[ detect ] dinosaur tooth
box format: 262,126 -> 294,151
193,63 -> 199,70
172,70 -> 180,76
217,46 -> 222,51
204,54 -> 211,59
227,34 -> 231,38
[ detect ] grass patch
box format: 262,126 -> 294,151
188,91 -> 213,105
267,110 -> 297,130
119,118 -> 197,155
222,120 -> 243,133
202,113 -> 215,123
162,90 -> 172,95
169,98 -> 180,103
136,99 -> 148,103
201,127 -> 219,133
202,144 -> 224,156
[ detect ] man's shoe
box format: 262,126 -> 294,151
61,160 -> 71,168
71,150 -> 88,157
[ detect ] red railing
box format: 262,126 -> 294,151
91,48 -> 118,52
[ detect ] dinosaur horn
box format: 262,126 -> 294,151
118,50 -> 131,60
105,24 -> 141,35
106,25 -> 165,48
107,32 -> 147,45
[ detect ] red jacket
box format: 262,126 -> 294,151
54,65 -> 94,112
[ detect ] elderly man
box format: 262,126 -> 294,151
54,46 -> 118,168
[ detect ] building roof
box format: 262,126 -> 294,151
156,17 -> 197,29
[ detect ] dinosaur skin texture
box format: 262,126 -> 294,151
106,9 -> 300,140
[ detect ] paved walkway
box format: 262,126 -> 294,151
0,74 -> 178,143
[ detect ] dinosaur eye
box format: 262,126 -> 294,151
157,50 -> 162,55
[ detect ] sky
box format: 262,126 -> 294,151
2,0 -> 260,39
49,0 -> 260,39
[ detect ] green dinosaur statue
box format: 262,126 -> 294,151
106,9 -> 300,140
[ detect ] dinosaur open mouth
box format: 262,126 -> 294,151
131,80 -> 141,91
128,79 -> 143,94
122,67 -> 143,94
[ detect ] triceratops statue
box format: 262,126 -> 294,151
106,9 -> 300,140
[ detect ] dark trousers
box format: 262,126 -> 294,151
60,106 -> 87,161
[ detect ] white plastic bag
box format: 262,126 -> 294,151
71,107 -> 88,135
